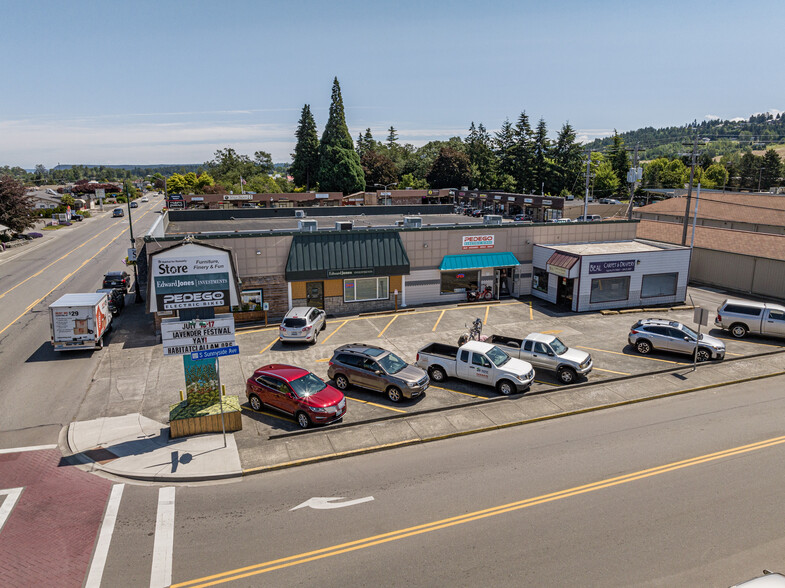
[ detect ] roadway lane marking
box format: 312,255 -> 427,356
173,432 -> 785,587
151,487 -> 175,588
0,217 -> 126,299
315,358 -> 330,363
540,329 -> 562,335
714,335 -> 785,348
0,444 -> 58,454
593,367 -> 632,376
483,305 -> 489,325
85,484 -> 125,588
576,346 -> 686,365
432,310 -> 446,331
377,315 -> 398,338
529,301 -> 533,320
346,396 -> 406,413
534,380 -> 559,387
0,487 -> 23,534
320,320 -> 348,345
259,338 -> 277,354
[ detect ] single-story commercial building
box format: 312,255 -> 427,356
531,240 -> 691,312
454,191 -> 565,221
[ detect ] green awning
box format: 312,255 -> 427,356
439,252 -> 520,271
286,231 -> 410,281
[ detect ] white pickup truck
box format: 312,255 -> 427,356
487,333 -> 592,384
415,341 -> 535,395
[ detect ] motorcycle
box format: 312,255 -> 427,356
458,317 -> 489,346
466,285 -> 493,302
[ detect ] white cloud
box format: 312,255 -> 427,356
575,129 -> 615,144
705,114 -> 720,121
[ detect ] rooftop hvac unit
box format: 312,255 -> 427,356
483,215 -> 502,226
298,219 -> 318,232
335,221 -> 353,231
294,209 -> 306,218
403,216 -> 422,228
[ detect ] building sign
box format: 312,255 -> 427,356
494,195 -> 502,200
327,268 -> 374,278
588,259 -> 636,274
462,235 -> 495,250
543,199 -> 552,205
149,243 -> 240,312
191,196 -> 204,201
547,264 -> 569,277
162,315 -> 236,356
168,201 -> 185,209
380,191 -> 391,196
507,196 -> 515,201
524,198 -> 533,203
223,194 -> 253,200
168,194 -> 184,200
315,193 -> 330,199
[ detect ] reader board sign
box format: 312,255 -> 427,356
588,259 -> 636,274
162,315 -> 236,356
462,235 -> 495,250
150,243 -> 239,312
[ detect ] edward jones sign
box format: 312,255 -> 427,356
462,235 -> 495,250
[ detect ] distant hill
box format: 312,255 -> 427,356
51,163 -> 202,172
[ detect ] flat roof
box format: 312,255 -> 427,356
536,240 -> 684,256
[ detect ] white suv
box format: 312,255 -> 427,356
279,307 -> 326,345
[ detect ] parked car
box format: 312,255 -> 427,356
513,214 -> 532,222
96,288 -> 125,316
487,333 -> 592,384
279,307 -> 326,344
328,344 -> 429,402
102,270 -> 131,293
576,214 -> 602,222
112,208 -> 124,217
715,299 -> 785,339
129,201 -> 138,208
141,196 -> 149,202
71,214 -> 83,222
628,318 -> 725,362
245,364 -> 346,428
416,341 -> 535,395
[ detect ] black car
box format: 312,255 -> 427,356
129,201 -> 138,208
103,271 -> 131,293
71,214 -> 83,221
96,288 -> 125,315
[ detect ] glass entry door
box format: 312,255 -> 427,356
306,281 -> 324,309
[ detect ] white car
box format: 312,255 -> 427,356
141,196 -> 149,202
279,307 -> 326,345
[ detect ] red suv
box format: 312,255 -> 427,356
246,364 -> 346,429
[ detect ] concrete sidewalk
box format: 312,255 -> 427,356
65,350 -> 785,483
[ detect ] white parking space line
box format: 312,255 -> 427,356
0,444 -> 58,454
85,483 -> 125,588
0,487 -> 23,534
150,486 -> 175,588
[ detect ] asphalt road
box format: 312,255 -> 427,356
92,375 -> 785,587
0,199 -> 162,448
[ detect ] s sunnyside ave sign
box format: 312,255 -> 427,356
148,242 -> 241,313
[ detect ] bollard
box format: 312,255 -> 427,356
179,390 -> 184,401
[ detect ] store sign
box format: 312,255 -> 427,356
507,197 -> 515,201
168,200 -> 185,208
588,259 -> 636,274
161,315 -> 236,356
168,194 -> 184,201
327,268 -> 374,277
524,198 -> 533,204
547,264 -> 569,277
542,199 -> 552,205
462,235 -> 495,250
315,193 -> 330,199
223,194 -> 253,200
494,195 -> 502,200
191,196 -> 204,201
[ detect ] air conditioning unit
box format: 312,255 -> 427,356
295,209 -> 306,218
403,216 -> 422,228
335,221 -> 353,231
483,215 -> 502,226
298,219 -> 318,232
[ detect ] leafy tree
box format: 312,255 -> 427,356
0,175 -> 36,232
642,158 -> 668,188
205,147 -> 257,186
290,104 -> 320,190
183,172 -> 199,193
704,163 -> 729,189
195,172 -> 215,191
254,150 -> 275,175
61,194 -> 75,207
661,159 -> 687,188
361,150 -> 397,187
466,122 -> 496,189
426,147 -> 471,189
592,161 -> 620,198
607,130 -> 630,194
398,173 -> 429,189
317,78 -> 365,194
167,173 -> 187,194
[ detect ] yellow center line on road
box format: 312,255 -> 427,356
345,396 -> 406,413
0,216 -> 127,300
259,338 -> 278,354
0,208 -> 155,338
428,385 -> 481,399
432,309 -> 446,331
377,315 -> 398,338
593,367 -> 632,376
173,433 -> 785,588
576,346 -> 686,365
483,305 -> 489,325
320,320 -> 348,345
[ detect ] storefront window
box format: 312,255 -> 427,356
532,268 -> 549,293
641,272 -> 678,298
590,276 -> 630,303
440,271 -> 480,294
344,277 -> 389,302
235,289 -> 263,311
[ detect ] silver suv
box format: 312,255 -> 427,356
279,307 -> 326,345
328,344 -> 429,402
628,318 -> 725,362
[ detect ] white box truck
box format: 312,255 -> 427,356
49,293 -> 112,351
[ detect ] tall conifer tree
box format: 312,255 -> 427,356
290,104 -> 319,189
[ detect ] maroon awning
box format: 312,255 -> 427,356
546,252 -> 579,269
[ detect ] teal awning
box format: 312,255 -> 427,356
439,252 -> 520,271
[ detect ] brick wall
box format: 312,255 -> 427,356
241,275 -> 289,319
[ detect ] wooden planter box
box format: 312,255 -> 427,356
170,409 -> 242,439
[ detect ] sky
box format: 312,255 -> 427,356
1,0 -> 784,168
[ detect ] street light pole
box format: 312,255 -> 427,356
125,184 -> 143,303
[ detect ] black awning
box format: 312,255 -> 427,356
285,231 -> 410,281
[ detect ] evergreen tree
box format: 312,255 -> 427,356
551,122 -> 583,196
426,147 -> 471,189
511,111 -> 534,193
494,118 -> 516,184
386,126 -> 398,147
533,118 -> 549,194
760,149 -> 782,190
466,122 -> 496,189
290,104 -> 320,190
317,78 -> 366,194
607,130 -> 630,194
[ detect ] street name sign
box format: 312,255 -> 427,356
190,346 -> 239,360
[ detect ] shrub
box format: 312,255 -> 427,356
81,210 -> 92,218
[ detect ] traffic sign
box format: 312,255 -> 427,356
190,346 -> 239,360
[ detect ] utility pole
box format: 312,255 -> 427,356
627,143 -> 644,220
583,152 -> 592,219
125,184 -> 143,303
680,128 -> 700,245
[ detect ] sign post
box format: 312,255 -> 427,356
693,307 -> 710,372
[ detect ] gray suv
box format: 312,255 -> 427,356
328,344 -> 429,402
628,318 -> 725,362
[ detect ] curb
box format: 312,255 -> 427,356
242,368 -> 785,476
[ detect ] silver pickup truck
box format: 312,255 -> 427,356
715,299 -> 785,339
487,333 -> 592,384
